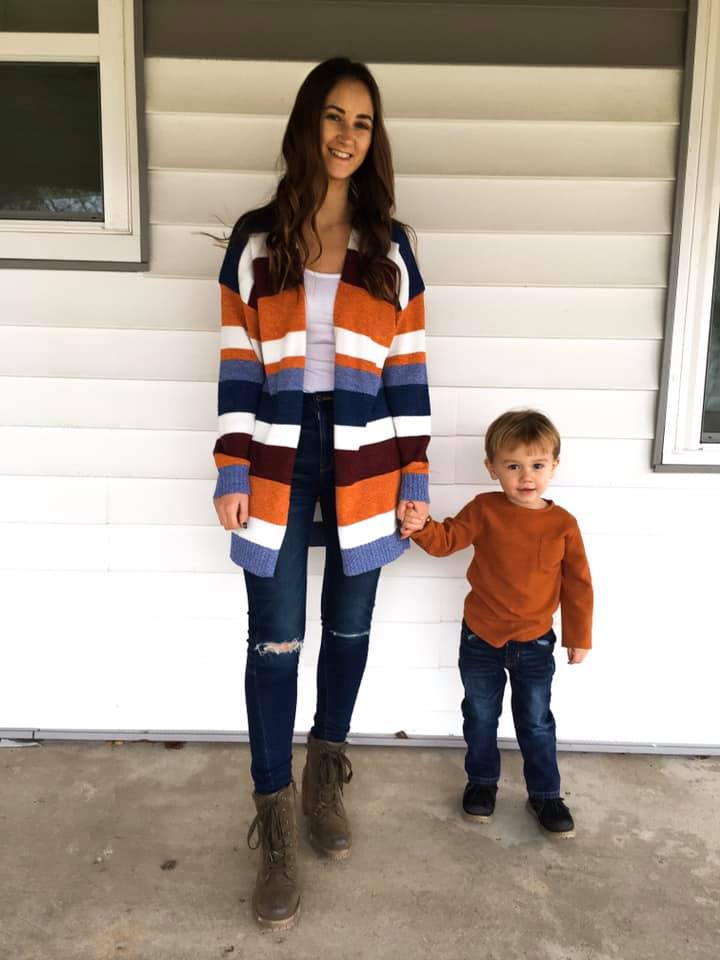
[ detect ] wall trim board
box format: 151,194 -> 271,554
3,729 -> 717,756
144,0 -> 687,67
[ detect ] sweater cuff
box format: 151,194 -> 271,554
399,471 -> 429,503
214,464 -> 250,498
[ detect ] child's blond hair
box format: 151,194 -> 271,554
485,410 -> 561,462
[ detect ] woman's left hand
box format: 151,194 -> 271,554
397,499 -> 429,539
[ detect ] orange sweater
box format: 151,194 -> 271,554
412,492 -> 593,649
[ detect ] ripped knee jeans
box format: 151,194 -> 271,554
242,392 -> 381,795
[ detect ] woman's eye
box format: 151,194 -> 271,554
355,122 -> 370,131
326,113 -> 341,122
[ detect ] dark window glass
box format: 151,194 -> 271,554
0,0 -> 98,32
0,62 -> 103,221
701,216 -> 720,442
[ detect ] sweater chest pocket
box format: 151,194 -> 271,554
538,536 -> 564,572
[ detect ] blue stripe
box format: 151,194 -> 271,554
219,380 -> 264,416
382,362 -> 427,387
392,223 -> 425,301
214,464 -> 250,497
334,389 -> 378,426
230,535 -> 279,578
399,472 -> 429,503
383,383 -> 431,418
220,359 -> 264,383
341,533 -> 408,576
265,367 -> 305,394
334,366 -> 380,396
257,389 -> 304,425
218,240 -> 246,293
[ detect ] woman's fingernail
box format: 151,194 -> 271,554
242,521 -> 248,529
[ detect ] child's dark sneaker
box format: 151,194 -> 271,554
527,797 -> 575,837
462,783 -> 497,822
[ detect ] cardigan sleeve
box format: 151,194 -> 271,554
212,239 -> 265,498
382,226 -> 432,503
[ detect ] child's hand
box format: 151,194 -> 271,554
399,502 -> 428,538
567,648 -> 590,665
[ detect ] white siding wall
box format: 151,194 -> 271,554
2,58 -> 719,747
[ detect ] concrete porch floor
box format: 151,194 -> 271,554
0,742 -> 718,960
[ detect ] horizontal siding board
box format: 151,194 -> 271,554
147,113 -> 679,178
145,58 -> 682,122
146,225 -> 671,286
0,477 -> 107,524
6,429 -> 720,489
143,2 -> 687,68
0,380 -> 655,437
149,169 -> 674,235
0,330 -> 660,389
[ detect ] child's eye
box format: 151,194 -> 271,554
508,464 -> 519,470
533,464 -> 545,470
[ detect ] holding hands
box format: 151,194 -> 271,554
397,500 -> 429,539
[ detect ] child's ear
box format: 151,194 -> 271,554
484,457 -> 496,480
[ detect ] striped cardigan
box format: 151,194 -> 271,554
213,222 -> 431,578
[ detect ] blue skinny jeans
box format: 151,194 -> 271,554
243,393 -> 381,795
459,621 -> 561,799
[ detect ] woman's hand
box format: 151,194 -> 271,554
397,499 -> 429,539
214,493 -> 249,531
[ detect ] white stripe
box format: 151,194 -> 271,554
335,327 -> 388,367
218,411 -> 255,436
231,516 -> 285,551
388,240 -> 410,311
221,325 -> 259,355
237,241 -> 255,304
252,419 -> 301,449
334,416 -> 395,451
393,415 -> 432,438
387,329 -> 425,359
338,509 -> 396,549
261,330 -> 306,366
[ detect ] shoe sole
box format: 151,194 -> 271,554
462,810 -> 493,823
253,899 -> 301,930
526,800 -> 575,838
309,832 -> 352,860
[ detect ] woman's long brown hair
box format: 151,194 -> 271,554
229,57 -> 405,304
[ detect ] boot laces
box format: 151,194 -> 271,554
247,799 -> 291,867
317,751 -> 353,811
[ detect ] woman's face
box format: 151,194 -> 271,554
320,79 -> 374,182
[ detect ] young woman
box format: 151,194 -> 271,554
213,58 -> 431,929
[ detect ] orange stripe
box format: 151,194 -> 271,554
258,288 -> 306,340
335,353 -> 380,375
401,461 -> 429,475
265,356 -> 304,377
248,475 -> 291,525
215,454 -> 250,469
220,285 -> 244,327
221,348 -> 259,363
396,295 -> 425,335
335,284 -> 395,345
336,471 -> 400,526
384,352 -> 426,368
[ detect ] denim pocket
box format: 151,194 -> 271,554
533,630 -> 556,648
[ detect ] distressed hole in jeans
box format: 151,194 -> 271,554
327,629 -> 369,639
254,639 -> 303,655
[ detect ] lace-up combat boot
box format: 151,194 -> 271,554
247,783 -> 301,929
301,733 -> 353,859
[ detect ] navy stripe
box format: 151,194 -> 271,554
383,383 -> 432,418
218,240 -> 245,293
392,222 -> 424,301
256,389 -> 304,425
219,380 -> 264,416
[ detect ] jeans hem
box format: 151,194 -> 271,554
527,790 -> 561,801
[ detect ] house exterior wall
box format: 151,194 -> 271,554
3,1 -> 718,748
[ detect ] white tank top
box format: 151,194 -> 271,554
303,268 -> 340,393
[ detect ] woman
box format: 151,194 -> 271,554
213,58 -> 431,929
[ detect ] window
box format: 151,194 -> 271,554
0,0 -> 146,266
654,0 -> 720,469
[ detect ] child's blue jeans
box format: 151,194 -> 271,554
459,620 -> 561,799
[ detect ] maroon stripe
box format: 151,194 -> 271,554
214,433 -> 251,458
334,437 -> 401,486
248,441 -> 296,485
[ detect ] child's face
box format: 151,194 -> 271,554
485,444 -> 559,510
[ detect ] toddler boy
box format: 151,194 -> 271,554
402,410 -> 592,836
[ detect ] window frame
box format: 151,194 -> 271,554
0,0 -> 147,268
654,0 -> 720,470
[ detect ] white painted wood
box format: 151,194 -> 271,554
149,169 -> 674,235
0,33 -> 99,60
0,272 -> 665,339
657,0 -> 720,467
0,524 -> 108,571
0,329 -> 660,390
146,112 -> 678,178
0,477 -> 107,524
145,59 -> 682,122
147,224 -> 671,286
